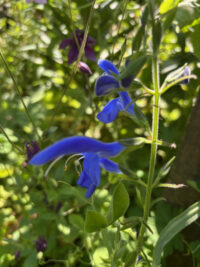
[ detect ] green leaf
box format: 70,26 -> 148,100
131,5 -> 149,52
182,17 -> 200,33
131,104 -> 151,134
160,0 -> 181,14
141,5 -> 149,26
107,183 -> 130,225
152,201 -> 200,267
118,55 -> 147,80
153,19 -> 162,53
68,214 -> 84,230
191,26 -> 200,59
23,251 -> 37,267
84,210 -> 107,233
152,156 -> 175,188
120,216 -> 142,230
162,8 -> 177,31
132,27 -> 145,52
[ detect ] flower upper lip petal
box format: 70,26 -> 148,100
98,59 -> 120,75
95,74 -> 120,96
29,136 -> 125,165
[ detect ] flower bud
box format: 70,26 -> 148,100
35,237 -> 47,252
78,61 -> 92,75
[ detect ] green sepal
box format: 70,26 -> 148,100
119,137 -> 146,147
152,156 -> 175,188
131,104 -> 151,135
117,55 -> 148,80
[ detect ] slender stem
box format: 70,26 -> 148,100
160,74 -> 197,94
0,50 -> 41,142
0,125 -> 24,154
111,0 -> 129,58
67,0 -> 80,50
45,0 -> 96,135
133,56 -> 160,266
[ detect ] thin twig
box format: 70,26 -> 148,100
111,0 -> 129,58
0,50 -> 41,140
0,50 -> 41,142
45,0 -> 97,136
0,124 -> 23,153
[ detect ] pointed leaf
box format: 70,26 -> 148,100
119,137 -> 146,147
152,156 -> 175,188
131,104 -> 151,134
132,27 -> 145,52
152,201 -> 200,267
153,19 -> 162,53
163,8 -> 177,31
107,183 -> 130,225
85,210 -> 107,233
160,0 -> 181,14
118,55 -> 147,80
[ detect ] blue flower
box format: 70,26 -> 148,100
180,66 -> 191,84
29,136 -> 125,198
95,59 -> 134,123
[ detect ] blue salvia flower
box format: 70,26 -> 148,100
95,59 -> 134,123
29,136 -> 125,198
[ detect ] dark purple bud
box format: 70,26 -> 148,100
78,61 -> 92,75
14,250 -> 20,260
25,141 -> 40,162
60,29 -> 96,65
180,66 -> 191,84
35,237 -> 47,252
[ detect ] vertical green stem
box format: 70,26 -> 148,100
133,56 -> 160,266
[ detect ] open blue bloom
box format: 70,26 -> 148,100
95,59 -> 134,123
29,136 -> 125,198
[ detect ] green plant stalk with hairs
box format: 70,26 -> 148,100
133,2 -> 161,265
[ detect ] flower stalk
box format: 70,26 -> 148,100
133,2 -> 161,259
133,54 -> 160,266
46,0 -> 96,134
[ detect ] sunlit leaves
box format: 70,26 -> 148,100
152,202 -> 200,267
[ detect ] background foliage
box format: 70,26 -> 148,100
0,0 -> 200,266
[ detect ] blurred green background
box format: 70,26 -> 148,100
0,0 -> 199,266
